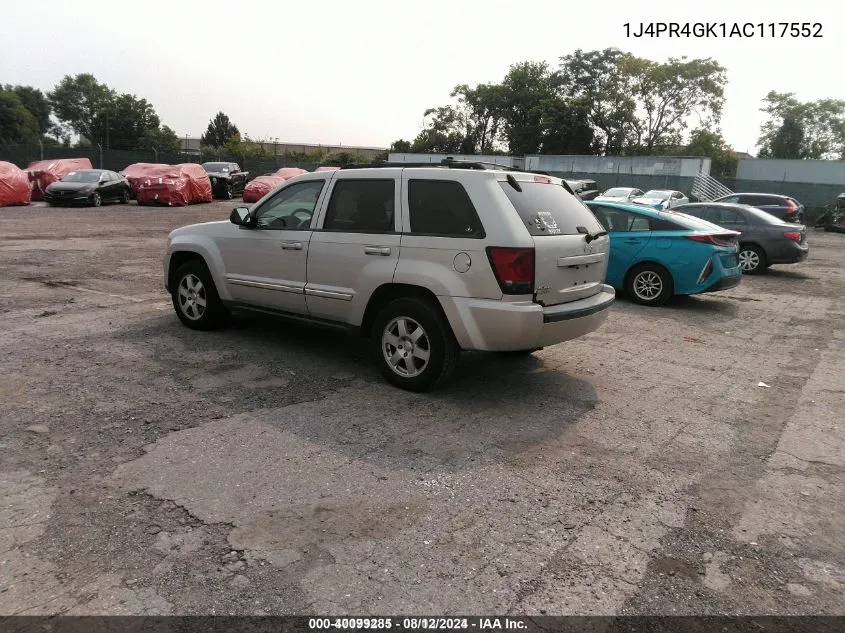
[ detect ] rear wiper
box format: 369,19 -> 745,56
577,226 -> 608,242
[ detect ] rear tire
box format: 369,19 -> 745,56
170,261 -> 229,330
120,189 -> 130,204
371,297 -> 459,392
738,244 -> 767,275
626,263 -> 673,307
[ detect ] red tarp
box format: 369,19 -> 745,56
0,161 -> 32,207
26,158 -> 93,200
315,166 -> 340,172
120,163 -> 169,195
242,176 -> 286,203
136,163 -> 212,206
242,168 -> 308,203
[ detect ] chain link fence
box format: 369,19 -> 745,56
0,144 -> 321,177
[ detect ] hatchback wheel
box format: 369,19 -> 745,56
738,244 -> 766,275
90,192 -> 102,207
372,297 -> 458,392
171,261 -> 228,330
626,263 -> 673,307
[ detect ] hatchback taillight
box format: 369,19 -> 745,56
486,247 -> 535,295
685,233 -> 739,247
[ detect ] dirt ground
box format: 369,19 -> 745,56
1,200 -> 843,616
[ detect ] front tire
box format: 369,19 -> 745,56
626,263 -> 673,307
89,192 -> 102,207
171,261 -> 228,330
372,297 -> 459,392
225,184 -> 233,200
738,244 -> 767,275
120,189 -> 130,204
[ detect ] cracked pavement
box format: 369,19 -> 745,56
1,202 -> 844,615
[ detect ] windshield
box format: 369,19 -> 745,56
62,171 -> 101,183
202,163 -> 229,173
603,188 -> 633,197
643,190 -> 672,199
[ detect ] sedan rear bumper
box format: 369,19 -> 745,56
769,241 -> 809,264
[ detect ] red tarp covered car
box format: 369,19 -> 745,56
120,163 -> 169,197
0,161 -> 32,207
26,158 -> 93,200
136,164 -> 212,206
241,167 -> 308,203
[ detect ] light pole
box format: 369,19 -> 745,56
97,143 -> 103,169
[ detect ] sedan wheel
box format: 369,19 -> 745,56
738,245 -> 766,274
90,192 -> 102,207
625,263 -> 673,307
120,189 -> 130,204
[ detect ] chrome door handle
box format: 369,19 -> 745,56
281,241 -> 303,250
364,246 -> 391,256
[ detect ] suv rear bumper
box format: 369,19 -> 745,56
439,285 -> 615,352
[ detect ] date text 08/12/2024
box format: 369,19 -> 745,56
624,22 -> 823,38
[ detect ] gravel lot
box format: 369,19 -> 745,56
1,201 -> 844,616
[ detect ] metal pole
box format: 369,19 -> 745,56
97,143 -> 103,169
39,140 -> 43,160
153,146 -> 158,162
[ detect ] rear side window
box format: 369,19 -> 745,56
709,207 -> 748,226
675,205 -> 708,219
499,181 -> 603,236
408,180 -> 484,238
323,179 -> 395,233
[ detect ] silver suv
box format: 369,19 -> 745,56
163,161 -> 615,391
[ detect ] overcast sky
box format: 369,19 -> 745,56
1,0 -> 842,154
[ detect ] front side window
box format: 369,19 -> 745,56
322,179 -> 395,233
408,180 -> 484,237
254,180 -> 326,230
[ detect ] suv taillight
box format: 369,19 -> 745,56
486,247 -> 535,294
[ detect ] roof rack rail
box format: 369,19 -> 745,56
341,157 -> 525,172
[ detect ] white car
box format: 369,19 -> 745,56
163,161 -> 615,392
631,189 -> 689,210
593,187 -> 644,203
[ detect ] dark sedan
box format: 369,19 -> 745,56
712,193 -> 804,223
43,169 -> 131,207
201,162 -> 249,199
675,202 -> 809,274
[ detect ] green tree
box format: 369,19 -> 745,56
497,61 -> 560,155
559,48 -> 638,155
685,128 -> 737,178
138,124 -> 181,154
201,111 -> 240,148
0,88 -> 39,143
107,93 -> 161,149
626,56 -> 727,152
757,91 -> 845,160
539,98 -> 595,155
4,85 -> 52,136
49,73 -> 115,143
390,139 -> 412,153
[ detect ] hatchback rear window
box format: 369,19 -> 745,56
499,181 -> 603,236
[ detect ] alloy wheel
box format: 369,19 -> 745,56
177,274 -> 207,321
381,316 -> 431,378
633,270 -> 663,301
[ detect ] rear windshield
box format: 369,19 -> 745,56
661,209 -> 728,232
499,181 -> 604,236
742,205 -> 789,224
202,163 -> 229,172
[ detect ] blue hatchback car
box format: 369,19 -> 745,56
585,201 -> 743,306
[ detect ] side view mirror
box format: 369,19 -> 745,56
230,206 -> 252,226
